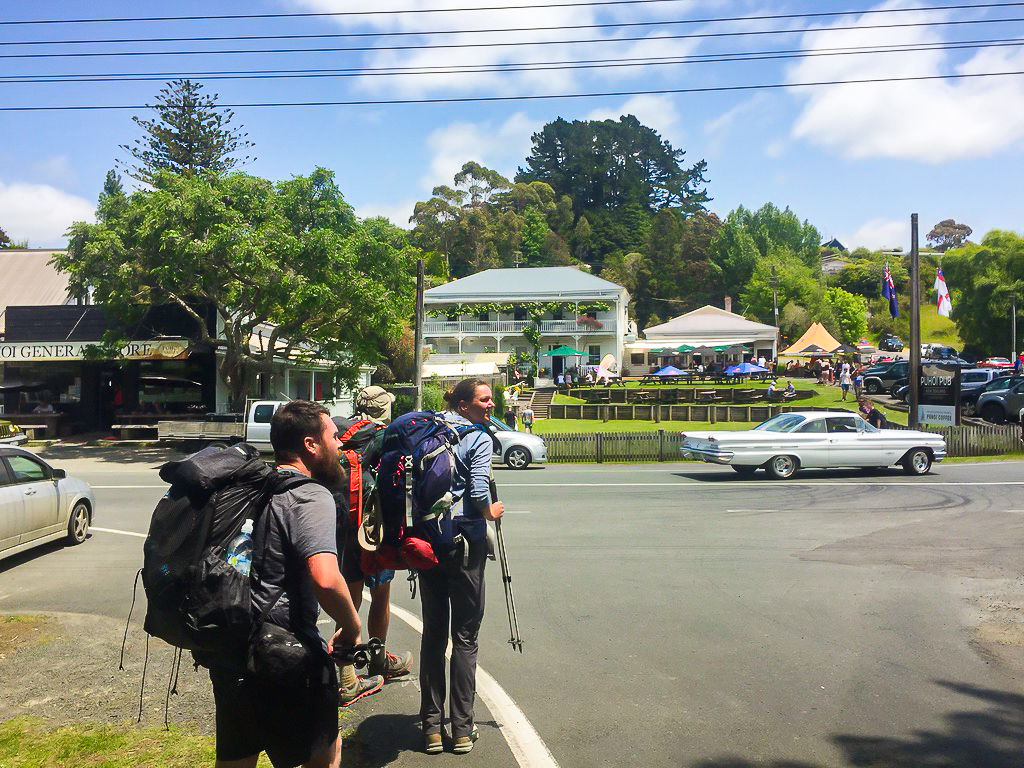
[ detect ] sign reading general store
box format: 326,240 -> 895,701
0,339 -> 190,362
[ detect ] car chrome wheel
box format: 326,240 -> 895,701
767,455 -> 797,480
67,501 -> 90,544
902,448 -> 932,475
504,447 -> 531,469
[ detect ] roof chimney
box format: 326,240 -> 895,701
724,295 -> 733,313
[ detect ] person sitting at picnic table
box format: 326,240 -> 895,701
767,380 -> 777,396
785,381 -> 795,397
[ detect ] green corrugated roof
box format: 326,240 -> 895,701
424,267 -> 625,303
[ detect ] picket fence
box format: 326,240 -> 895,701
542,422 -> 1022,463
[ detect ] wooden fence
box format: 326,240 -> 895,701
542,422 -> 1023,463
551,403 -> 823,423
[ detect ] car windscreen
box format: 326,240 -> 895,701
753,414 -> 807,432
489,418 -> 511,432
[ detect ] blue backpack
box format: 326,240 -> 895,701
375,411 -> 489,570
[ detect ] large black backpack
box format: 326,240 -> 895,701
140,443 -> 312,669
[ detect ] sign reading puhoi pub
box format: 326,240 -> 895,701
0,339 -> 191,362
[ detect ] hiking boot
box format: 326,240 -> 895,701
424,731 -> 443,755
368,649 -> 414,679
338,674 -> 384,708
453,726 -> 479,754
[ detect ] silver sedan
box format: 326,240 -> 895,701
0,446 -> 96,562
489,418 -> 547,469
681,411 -> 946,479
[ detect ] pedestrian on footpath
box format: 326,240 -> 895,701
419,378 -> 505,756
209,400 -> 362,768
839,367 -> 852,400
521,405 -> 535,434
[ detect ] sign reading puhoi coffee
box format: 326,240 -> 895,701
0,339 -> 191,362
917,362 -> 961,426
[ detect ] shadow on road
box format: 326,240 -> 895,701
691,681 -> 1024,768
670,467 -> 909,483
343,715 -> 501,766
34,443 -> 184,466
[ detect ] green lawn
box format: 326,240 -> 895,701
919,302 -> 962,348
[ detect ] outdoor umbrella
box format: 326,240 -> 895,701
652,365 -> 686,376
724,362 -> 770,375
547,345 -> 584,357
675,345 -> 696,353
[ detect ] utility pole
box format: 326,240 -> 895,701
771,264 -> 779,327
909,214 -> 921,429
1013,300 -> 1017,362
414,258 -> 424,410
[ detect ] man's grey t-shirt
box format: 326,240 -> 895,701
251,479 -> 337,648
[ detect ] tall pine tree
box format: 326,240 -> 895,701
119,79 -> 255,184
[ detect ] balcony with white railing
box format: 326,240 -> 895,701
423,319 -> 615,336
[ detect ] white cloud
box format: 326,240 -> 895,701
0,181 -> 94,247
422,112 -> 537,189
355,198 -> 418,229
703,95 -> 765,154
787,2 -> 1024,161
34,155 -> 77,186
838,218 -> 908,251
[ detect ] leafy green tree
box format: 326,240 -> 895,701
941,230 -> 1024,355
829,249 -> 909,299
119,79 -> 255,185
60,169 -> 416,405
739,248 -> 821,325
517,115 -> 710,216
926,219 -> 973,252
779,301 -> 810,343
818,286 -> 868,344
96,170 -> 127,223
410,162 -> 572,277
713,203 -> 823,300
0,226 -> 10,248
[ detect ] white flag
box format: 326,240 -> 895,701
935,267 -> 952,318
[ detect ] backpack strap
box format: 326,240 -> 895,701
252,471 -> 318,626
343,450 -> 362,528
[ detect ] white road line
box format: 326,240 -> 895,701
385,602 -> 559,768
91,526 -> 147,539
507,481 -> 1024,487
91,485 -> 167,489
317,596 -> 558,767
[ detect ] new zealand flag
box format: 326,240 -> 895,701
882,262 -> 899,319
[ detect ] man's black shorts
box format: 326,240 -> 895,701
210,659 -> 338,765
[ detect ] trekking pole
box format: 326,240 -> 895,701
490,479 -> 523,652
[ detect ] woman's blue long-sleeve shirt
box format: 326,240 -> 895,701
442,411 -> 493,543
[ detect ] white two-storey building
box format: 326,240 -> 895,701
423,267 -> 631,379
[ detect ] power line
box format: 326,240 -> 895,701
3,17 -> 1022,60
3,38 -> 1022,85
1,69 -> 1020,111
5,3 -> 1022,47
3,0 -> 1020,26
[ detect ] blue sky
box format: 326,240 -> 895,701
2,0 -> 1023,253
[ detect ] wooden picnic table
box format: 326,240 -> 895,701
696,389 -> 723,402
633,391 -> 654,402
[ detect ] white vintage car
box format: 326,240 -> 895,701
680,411 -> 946,479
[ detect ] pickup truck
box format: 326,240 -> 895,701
157,400 -> 284,452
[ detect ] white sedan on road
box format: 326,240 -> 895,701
1,446 -> 96,562
680,411 -> 946,479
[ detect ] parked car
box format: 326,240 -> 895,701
976,379 -> 1024,424
977,357 -> 1015,369
862,360 -> 909,394
961,375 -> 1020,417
0,420 -> 27,446
0,446 -> 95,562
680,411 -> 946,479
489,418 -> 547,469
879,335 -> 904,352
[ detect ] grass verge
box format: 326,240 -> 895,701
0,718 -> 230,768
